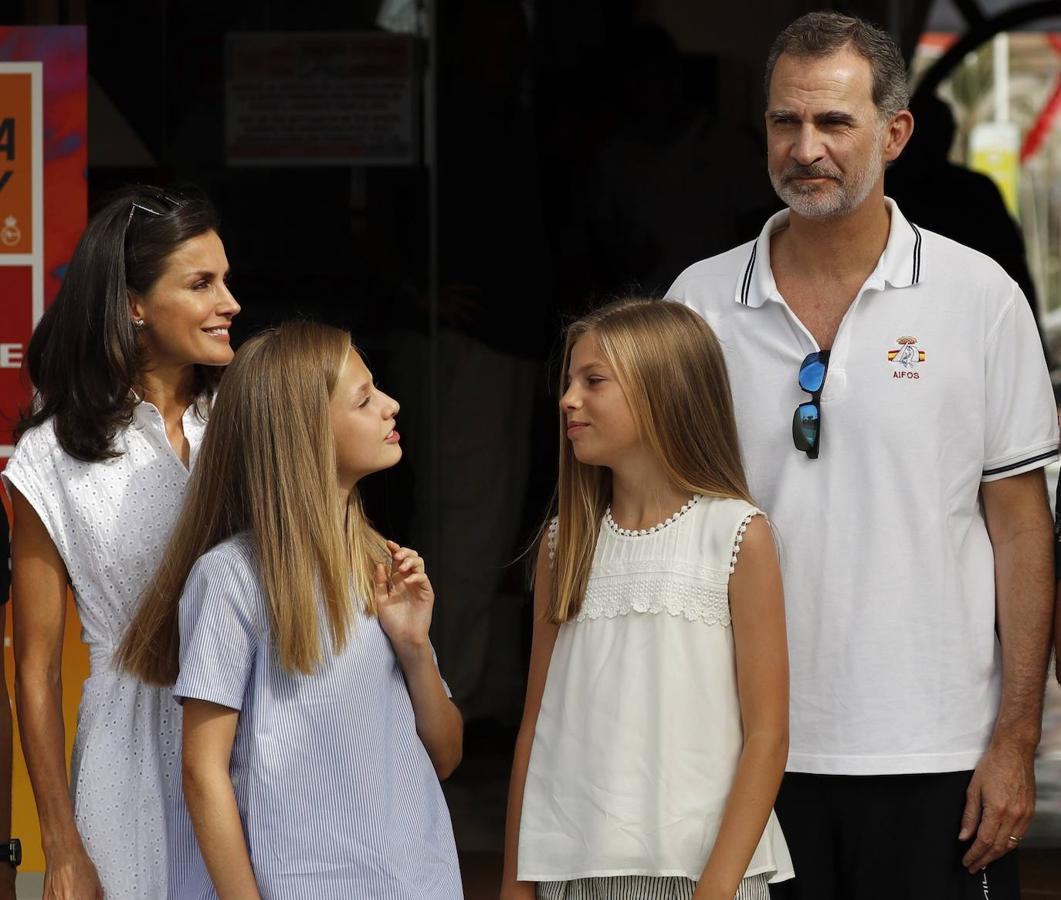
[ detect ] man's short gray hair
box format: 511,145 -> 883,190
764,12 -> 910,119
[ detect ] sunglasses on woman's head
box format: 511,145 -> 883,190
126,190 -> 185,226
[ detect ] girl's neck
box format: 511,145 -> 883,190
608,461 -> 692,532
137,362 -> 196,428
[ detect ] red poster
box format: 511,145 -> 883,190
0,27 -> 87,874
0,27 -> 87,457
0,268 -> 32,392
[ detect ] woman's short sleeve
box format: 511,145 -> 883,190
173,544 -> 263,711
1,423 -> 70,560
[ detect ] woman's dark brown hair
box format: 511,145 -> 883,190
17,184 -> 221,461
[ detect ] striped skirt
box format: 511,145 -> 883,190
536,873 -> 771,900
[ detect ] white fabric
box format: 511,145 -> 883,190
667,199 -> 1060,776
518,496 -> 793,884
2,401 -> 206,899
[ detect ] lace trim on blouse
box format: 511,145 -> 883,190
577,571 -> 732,626
545,507 -> 764,625
604,494 -> 702,538
729,509 -> 762,574
547,517 -> 558,566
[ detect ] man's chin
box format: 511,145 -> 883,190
782,195 -> 846,220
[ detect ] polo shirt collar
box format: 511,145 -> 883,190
734,197 -> 925,308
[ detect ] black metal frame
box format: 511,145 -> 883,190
914,0 -> 1061,100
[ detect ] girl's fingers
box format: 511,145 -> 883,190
390,546 -> 425,574
399,556 -> 425,574
388,571 -> 432,596
374,562 -> 392,596
392,570 -> 429,588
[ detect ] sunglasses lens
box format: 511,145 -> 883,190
799,356 -> 828,394
792,402 -> 820,451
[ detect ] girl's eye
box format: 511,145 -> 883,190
587,376 -> 604,385
358,395 -> 371,409
193,280 -> 210,290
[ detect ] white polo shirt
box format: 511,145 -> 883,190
667,199 -> 1059,776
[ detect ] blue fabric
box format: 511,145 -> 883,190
171,534 -> 462,900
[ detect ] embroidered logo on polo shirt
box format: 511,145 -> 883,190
888,336 -> 925,379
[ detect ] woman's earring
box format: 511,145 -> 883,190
132,317 -> 145,329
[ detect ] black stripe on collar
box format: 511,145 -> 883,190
982,448 -> 1056,478
910,221 -> 922,285
741,243 -> 757,305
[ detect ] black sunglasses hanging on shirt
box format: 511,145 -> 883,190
792,350 -> 829,460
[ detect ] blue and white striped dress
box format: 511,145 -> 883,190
171,534 -> 463,900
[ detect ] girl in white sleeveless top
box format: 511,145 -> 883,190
502,298 -> 794,900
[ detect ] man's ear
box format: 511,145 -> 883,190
883,109 -> 915,164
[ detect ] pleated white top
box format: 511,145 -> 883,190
518,495 -> 793,884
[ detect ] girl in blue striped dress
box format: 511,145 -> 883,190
119,321 -> 464,900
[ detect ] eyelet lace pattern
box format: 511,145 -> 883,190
1,406 -> 206,896
545,502 -> 764,627
577,569 -> 732,626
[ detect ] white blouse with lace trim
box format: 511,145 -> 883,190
520,496 -> 793,885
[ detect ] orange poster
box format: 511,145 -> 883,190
0,69 -> 35,256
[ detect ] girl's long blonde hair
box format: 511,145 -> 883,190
547,297 -> 754,623
118,321 -> 388,685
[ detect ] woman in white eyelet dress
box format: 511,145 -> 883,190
2,185 -> 239,899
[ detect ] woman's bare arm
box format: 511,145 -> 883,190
10,489 -> 102,899
0,613 -> 15,900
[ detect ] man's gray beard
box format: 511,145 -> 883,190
770,141 -> 883,221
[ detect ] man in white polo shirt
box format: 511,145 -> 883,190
668,12 -> 1058,899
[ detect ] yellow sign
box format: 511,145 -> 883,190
969,121 -> 1021,217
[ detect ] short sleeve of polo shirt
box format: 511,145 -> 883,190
982,283 -> 1059,482
173,546 -> 262,711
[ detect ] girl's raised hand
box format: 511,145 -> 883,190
375,540 -> 434,660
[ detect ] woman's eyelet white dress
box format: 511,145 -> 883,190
2,401 -> 206,899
